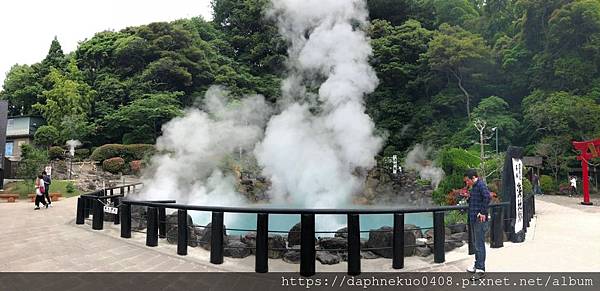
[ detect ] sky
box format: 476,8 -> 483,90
0,0 -> 213,89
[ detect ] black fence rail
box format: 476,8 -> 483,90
75,187 -> 536,276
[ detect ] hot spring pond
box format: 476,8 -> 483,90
188,212 -> 433,238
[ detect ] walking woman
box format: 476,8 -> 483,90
34,174 -> 47,210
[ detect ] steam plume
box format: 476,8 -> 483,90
404,144 -> 444,188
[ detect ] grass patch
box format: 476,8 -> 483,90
3,180 -> 81,199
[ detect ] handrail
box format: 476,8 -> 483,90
121,200 -> 509,215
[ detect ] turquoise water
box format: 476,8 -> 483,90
188,211 -> 433,238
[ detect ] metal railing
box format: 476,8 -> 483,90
76,186 -> 535,276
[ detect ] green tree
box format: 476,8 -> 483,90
33,60 -> 95,129
425,24 -> 492,118
17,144 -> 49,185
0,64 -> 43,115
104,92 -> 183,143
472,96 -> 520,147
34,125 -> 60,147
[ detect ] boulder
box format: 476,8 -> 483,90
268,234 -> 287,259
366,226 -> 416,258
283,250 -> 301,264
287,222 -> 316,247
318,237 -> 347,251
335,227 -> 348,239
405,224 -> 423,239
360,251 -> 379,259
199,222 -> 228,250
241,232 -> 257,254
224,241 -> 251,258
448,223 -> 467,234
316,252 -> 341,265
131,206 -> 147,231
424,227 -> 451,239
415,246 -> 431,257
450,232 -> 469,242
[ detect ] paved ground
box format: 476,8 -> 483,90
1,194 -> 599,272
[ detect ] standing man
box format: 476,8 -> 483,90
42,170 -> 52,206
532,173 -> 542,195
465,169 -> 491,278
570,176 -> 577,197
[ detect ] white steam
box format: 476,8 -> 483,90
139,86 -> 272,206
404,144 -> 444,188
138,0 -> 383,210
66,139 -> 82,157
254,0 -> 382,208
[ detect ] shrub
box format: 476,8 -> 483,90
48,146 -> 65,160
540,175 -> 557,193
434,148 -> 480,204
34,125 -> 60,147
523,177 -> 533,195
102,157 -> 125,174
445,210 -> 467,226
66,182 -> 75,193
74,148 -> 90,160
130,160 -> 142,175
90,144 -> 155,162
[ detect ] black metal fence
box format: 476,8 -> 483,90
76,186 -> 536,276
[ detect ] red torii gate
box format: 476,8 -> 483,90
572,138 -> 600,205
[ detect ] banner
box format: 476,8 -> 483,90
512,158 -> 524,233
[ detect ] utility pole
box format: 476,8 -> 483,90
474,118 -> 487,179
492,127 -> 499,154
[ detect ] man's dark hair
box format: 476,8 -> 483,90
464,169 -> 478,179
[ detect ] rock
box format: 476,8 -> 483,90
224,241 -> 251,258
449,240 -> 465,248
131,206 -> 147,231
415,246 -> 431,257
450,232 -> 469,242
288,223 -> 301,246
416,238 -> 427,247
366,226 -> 416,258
268,234 -> 287,259
448,223 -> 467,234
335,227 -> 348,239
164,212 -> 200,247
318,237 -> 347,251
405,224 -> 423,239
316,252 -> 341,265
241,232 -> 257,254
424,227 -> 451,239
283,251 -> 301,264
360,251 -> 379,259
199,222 -> 228,250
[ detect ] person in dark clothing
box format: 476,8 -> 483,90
532,173 -> 542,195
465,169 -> 491,278
42,171 -> 52,206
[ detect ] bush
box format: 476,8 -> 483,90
434,148 -> 480,204
540,175 -> 557,193
130,160 -> 142,175
34,125 -> 60,147
102,157 -> 126,174
523,177 -> 533,195
48,146 -> 65,160
74,148 -> 90,160
66,182 -> 76,193
90,144 -> 155,162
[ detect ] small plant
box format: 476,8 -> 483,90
66,182 -> 75,193
102,157 -> 125,174
445,210 -> 467,226
48,146 -> 65,160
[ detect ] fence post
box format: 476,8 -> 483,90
120,186 -> 124,195
113,197 -> 120,225
210,212 -> 224,264
347,214 -> 361,275
110,189 -> 114,195
177,209 -> 188,256
490,206 -> 504,248
433,211 -> 445,263
92,198 -> 104,230
467,214 -> 474,255
158,207 -> 166,238
146,207 -> 159,247
300,214 -> 315,277
392,213 -> 404,269
120,203 -> 131,238
76,197 -> 85,224
83,196 -> 90,218
255,213 -> 269,273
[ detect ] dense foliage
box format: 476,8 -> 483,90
3,0 -> 600,186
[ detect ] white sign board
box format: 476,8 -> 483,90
103,206 -> 119,214
512,158 -> 524,233
392,155 -> 398,174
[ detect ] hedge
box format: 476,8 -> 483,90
48,146 -> 65,160
540,175 -> 557,193
90,144 -> 155,162
75,148 -> 90,160
102,157 -> 126,174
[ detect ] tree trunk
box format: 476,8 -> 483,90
450,69 -> 471,119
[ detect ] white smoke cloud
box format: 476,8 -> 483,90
138,86 -> 272,206
66,139 -> 82,157
255,0 -> 383,208
404,144 -> 444,188
138,0 -> 383,212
